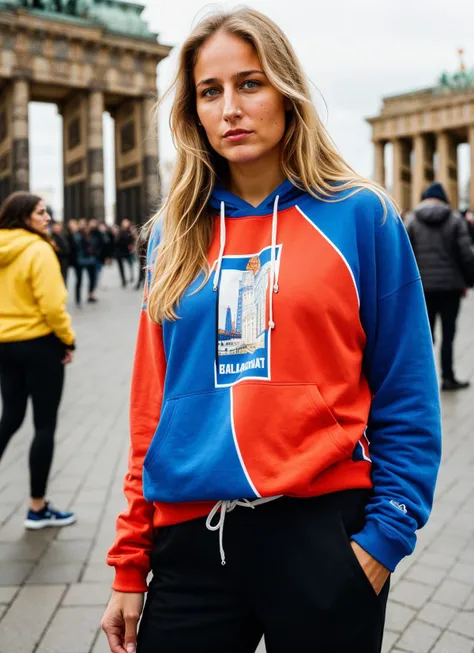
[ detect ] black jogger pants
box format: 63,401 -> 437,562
0,334 -> 65,498
137,490 -> 390,653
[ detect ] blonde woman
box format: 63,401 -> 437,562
102,9 -> 441,653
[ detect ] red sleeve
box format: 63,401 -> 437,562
106,308 -> 166,592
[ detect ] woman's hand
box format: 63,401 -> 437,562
101,590 -> 144,653
61,350 -> 74,365
350,541 -> 390,595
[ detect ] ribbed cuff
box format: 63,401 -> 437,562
111,566 -> 149,593
351,519 -> 411,572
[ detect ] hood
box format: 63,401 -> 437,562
413,201 -> 452,226
0,229 -> 41,267
209,178 -> 306,217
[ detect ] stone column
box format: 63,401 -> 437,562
140,95 -> 160,220
392,138 -> 412,210
11,78 -> 29,192
469,125 -> 474,209
373,140 -> 385,187
436,130 -> 458,207
87,90 -> 105,221
412,134 -> 435,208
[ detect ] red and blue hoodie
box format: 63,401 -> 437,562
107,180 -> 442,593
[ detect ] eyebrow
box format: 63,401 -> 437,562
196,69 -> 264,88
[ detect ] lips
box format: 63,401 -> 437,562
223,129 -> 253,143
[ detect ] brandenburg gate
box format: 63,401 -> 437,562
368,66 -> 474,211
0,0 -> 170,222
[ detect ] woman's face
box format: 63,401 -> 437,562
194,31 -> 289,167
27,200 -> 50,235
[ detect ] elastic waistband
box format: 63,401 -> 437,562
205,496 -> 282,565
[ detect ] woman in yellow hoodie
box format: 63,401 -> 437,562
0,191 -> 76,529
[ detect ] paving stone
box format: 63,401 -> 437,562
405,563 -> 447,587
450,561 -> 474,586
396,620 -> 441,653
382,629 -> 400,653
385,602 -> 416,633
390,580 -> 434,610
431,631 -> 474,653
0,585 -> 65,653
432,579 -> 473,609
36,605 -> 104,653
449,611 -> 474,639
26,562 -> 82,585
82,562 -> 115,583
0,538 -> 50,562
463,590 -> 474,611
62,582 -> 112,606
0,586 -> 18,605
0,561 -> 34,586
91,633 -> 111,653
417,601 -> 457,629
41,540 -> 92,564
417,551 -> 454,571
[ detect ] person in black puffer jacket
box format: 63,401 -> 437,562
407,182 -> 474,391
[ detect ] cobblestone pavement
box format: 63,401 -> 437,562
0,266 -> 473,653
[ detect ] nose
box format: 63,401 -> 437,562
222,88 -> 241,123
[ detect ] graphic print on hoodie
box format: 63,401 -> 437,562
215,244 -> 281,387
107,180 -> 442,592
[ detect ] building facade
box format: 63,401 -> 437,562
0,0 -> 170,222
367,68 -> 474,211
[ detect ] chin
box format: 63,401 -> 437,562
223,146 -> 267,164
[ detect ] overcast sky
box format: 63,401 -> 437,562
29,0 -> 474,216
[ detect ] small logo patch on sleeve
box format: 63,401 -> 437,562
390,500 -> 407,514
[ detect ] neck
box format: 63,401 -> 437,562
228,150 -> 285,207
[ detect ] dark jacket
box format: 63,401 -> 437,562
51,232 -> 70,265
116,228 -> 136,258
407,200 -> 474,292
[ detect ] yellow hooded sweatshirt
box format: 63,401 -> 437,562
0,229 -> 75,346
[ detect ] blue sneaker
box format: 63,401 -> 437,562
24,502 -> 76,530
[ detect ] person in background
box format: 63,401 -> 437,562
102,9 -> 441,653
100,222 -> 115,262
116,219 -> 136,287
463,208 -> 474,243
0,192 -> 76,529
73,219 -> 98,306
408,182 -> 474,391
88,219 -> 106,289
50,221 -> 70,284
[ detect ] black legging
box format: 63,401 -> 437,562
0,334 -> 65,499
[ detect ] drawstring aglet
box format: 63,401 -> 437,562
273,284 -> 279,293
269,320 -> 275,330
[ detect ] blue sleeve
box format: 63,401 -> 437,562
352,194 -> 442,572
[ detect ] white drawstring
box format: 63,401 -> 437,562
213,201 -> 226,292
268,195 -> 280,330
205,496 -> 282,565
213,195 -> 280,328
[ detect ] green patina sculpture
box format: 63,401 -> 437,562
436,68 -> 474,94
0,0 -> 157,39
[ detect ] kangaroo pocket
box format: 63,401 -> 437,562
142,383 -> 355,504
143,388 -> 259,503
231,382 -> 355,496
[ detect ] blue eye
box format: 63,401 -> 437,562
242,80 -> 260,90
202,88 -> 219,98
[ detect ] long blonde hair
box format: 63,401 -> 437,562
148,8 -> 388,324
